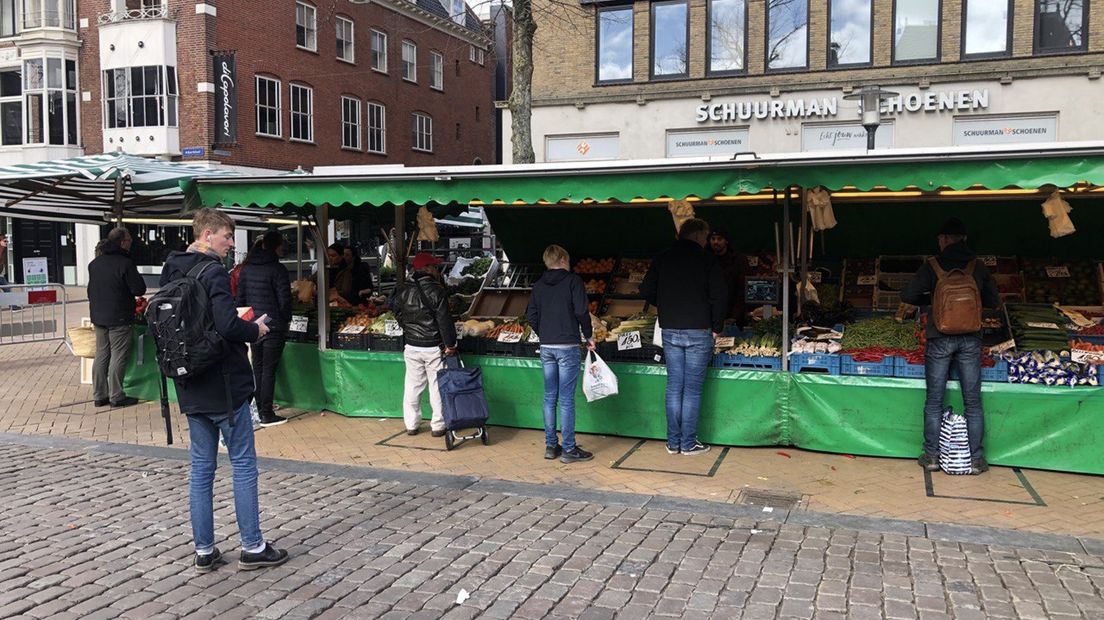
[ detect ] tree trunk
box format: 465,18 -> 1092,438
509,0 -> 537,164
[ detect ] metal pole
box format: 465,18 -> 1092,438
797,187 -> 810,313
395,203 -> 406,283
781,187 -> 791,372
865,125 -> 877,151
296,214 -> 303,280
315,204 -> 329,351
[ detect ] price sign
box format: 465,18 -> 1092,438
528,331 -> 541,343
384,320 -> 403,336
990,339 -> 1016,354
714,337 -> 736,349
808,271 -> 823,284
1026,321 -> 1061,330
1071,348 -> 1104,365
617,331 -> 642,351
980,255 -> 998,267
339,325 -> 365,334
497,331 -> 522,343
289,315 -> 308,333
454,322 -> 466,339
628,272 -> 645,283
857,275 -> 877,286
1046,266 -> 1071,278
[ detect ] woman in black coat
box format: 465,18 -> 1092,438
235,231 -> 292,426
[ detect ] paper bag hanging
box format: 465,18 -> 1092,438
805,187 -> 837,232
1040,190 -> 1075,239
416,206 -> 440,242
668,199 -> 695,236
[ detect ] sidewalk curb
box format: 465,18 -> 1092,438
3,431 -> 1101,557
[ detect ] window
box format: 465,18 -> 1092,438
0,68 -> 21,145
894,0 -> 940,63
430,51 -> 443,90
961,1 -> 1011,57
296,2 -> 317,51
708,0 -> 746,74
24,57 -> 77,145
255,75 -> 281,137
1,0 -> 18,36
289,83 -> 312,142
401,40 -> 416,81
412,112 -> 432,152
828,0 -> 872,66
1035,0 -> 1087,53
341,96 -> 360,150
450,0 -> 466,26
469,45 -> 485,65
371,30 -> 388,71
22,0 -> 74,29
367,102 -> 385,154
336,16 -> 354,62
596,6 -> 632,83
766,0 -> 808,70
651,0 -> 689,78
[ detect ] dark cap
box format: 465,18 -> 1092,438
938,217 -> 967,237
708,226 -> 730,240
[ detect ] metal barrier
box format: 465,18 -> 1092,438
0,283 -> 69,349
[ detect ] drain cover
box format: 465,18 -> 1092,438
736,489 -> 803,510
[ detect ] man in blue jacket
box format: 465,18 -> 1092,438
526,245 -> 595,463
236,230 -> 292,427
160,208 -> 288,573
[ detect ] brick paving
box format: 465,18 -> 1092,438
2,438 -> 1104,619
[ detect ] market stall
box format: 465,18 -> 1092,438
126,144 -> 1104,474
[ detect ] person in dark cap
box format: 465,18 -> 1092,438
901,217 -> 999,475
709,226 -> 747,327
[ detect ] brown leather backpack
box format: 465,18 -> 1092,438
929,257 -> 982,335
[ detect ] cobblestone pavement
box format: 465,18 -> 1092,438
2,436 -> 1104,620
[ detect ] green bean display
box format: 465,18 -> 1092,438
841,317 -> 919,351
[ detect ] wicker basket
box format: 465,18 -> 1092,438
67,326 -> 97,358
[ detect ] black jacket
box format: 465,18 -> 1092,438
391,273 -> 457,348
640,240 -> 728,333
900,241 -> 1001,340
160,251 -> 260,416
235,247 -> 292,331
526,269 -> 593,345
88,244 -> 146,327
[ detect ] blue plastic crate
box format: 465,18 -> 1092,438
894,358 -> 927,379
841,354 -> 897,377
713,353 -> 782,371
950,358 -> 1010,383
790,352 -> 841,375
1069,332 -> 1104,346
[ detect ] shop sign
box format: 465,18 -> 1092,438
22,257 -> 47,287
802,122 -> 894,151
213,52 -> 237,145
697,89 -> 990,125
952,114 -> 1057,146
666,127 -> 749,158
545,133 -> 619,162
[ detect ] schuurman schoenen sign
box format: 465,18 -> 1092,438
214,52 -> 237,145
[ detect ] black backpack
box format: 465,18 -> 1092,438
146,261 -> 224,379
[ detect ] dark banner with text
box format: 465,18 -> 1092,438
214,52 -> 237,144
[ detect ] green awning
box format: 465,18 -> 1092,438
193,152 -> 1104,211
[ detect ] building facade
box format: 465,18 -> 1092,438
506,0 -> 1104,162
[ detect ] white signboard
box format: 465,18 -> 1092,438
289,315 -> 308,333
545,133 -> 619,162
952,114 -> 1057,146
22,257 -> 48,286
802,122 -> 894,151
665,127 -> 750,158
617,331 -> 642,351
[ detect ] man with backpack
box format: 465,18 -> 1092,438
901,218 -> 1000,475
156,208 -> 289,573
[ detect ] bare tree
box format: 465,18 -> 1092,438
766,0 -> 806,68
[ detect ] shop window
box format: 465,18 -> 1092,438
402,40 -> 417,82
289,83 -> 313,142
0,0 -> 17,36
893,0 -> 940,64
367,101 -> 385,154
766,0 -> 808,71
102,64 -> 176,131
651,0 -> 688,78
430,51 -> 444,90
336,16 -> 355,63
255,75 -> 281,137
412,112 -> 432,153
371,30 -> 387,72
1035,0 -> 1087,53
596,5 -> 632,83
24,57 -> 77,145
708,0 -> 746,75
828,0 -> 872,67
296,2 -> 317,51
0,67 -> 21,145
962,0 -> 1011,57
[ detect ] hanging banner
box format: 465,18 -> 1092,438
214,52 -> 237,145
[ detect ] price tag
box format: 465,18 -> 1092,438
980,255 -> 998,267
454,322 -> 466,339
714,336 -> 736,349
384,320 -> 403,336
497,331 -> 522,343
1071,348 -> 1104,365
628,272 -> 645,283
990,339 -> 1016,354
1046,266 -> 1070,278
747,256 -> 759,267
808,271 -> 823,284
617,331 -> 642,351
339,325 -> 365,334
289,315 -> 308,333
528,331 -> 541,343
857,275 -> 877,286
1026,322 -> 1061,330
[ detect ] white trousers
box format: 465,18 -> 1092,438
403,346 -> 445,431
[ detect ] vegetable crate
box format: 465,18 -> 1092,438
597,342 -> 665,364
288,331 -> 318,343
332,331 -> 370,350
367,335 -> 404,352
949,358 -> 1010,383
789,352 -> 840,375
841,354 -> 897,377
712,353 -> 782,371
462,338 -> 539,358
893,358 -> 927,379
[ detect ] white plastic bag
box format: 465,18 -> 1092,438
582,351 -> 619,402
653,319 -> 663,347
938,408 -> 972,475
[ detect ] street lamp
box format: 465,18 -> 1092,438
843,86 -> 898,151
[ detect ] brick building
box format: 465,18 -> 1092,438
504,0 -> 1104,161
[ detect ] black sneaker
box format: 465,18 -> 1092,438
681,442 -> 710,456
110,396 -> 139,408
666,444 -> 680,455
544,444 -> 562,460
406,427 -> 419,436
258,414 -> 288,428
239,543 -> 289,570
195,548 -> 226,573
560,447 -> 593,464
970,458 -> 990,475
431,429 -> 447,438
93,399 -> 110,408
918,453 -> 941,472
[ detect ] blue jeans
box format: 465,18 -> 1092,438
540,346 -> 581,451
661,328 -> 714,451
188,401 -> 264,554
923,336 -> 984,460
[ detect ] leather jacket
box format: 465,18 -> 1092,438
391,273 -> 457,348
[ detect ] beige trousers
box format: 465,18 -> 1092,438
403,345 -> 445,431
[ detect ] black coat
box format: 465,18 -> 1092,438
526,269 -> 592,345
87,244 -> 146,327
235,247 -> 292,331
391,273 -> 457,348
160,251 -> 260,416
900,241 -> 1001,340
640,240 -> 728,333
